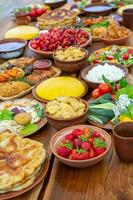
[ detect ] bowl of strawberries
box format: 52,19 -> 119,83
29,28 -> 91,58
50,124 -> 112,168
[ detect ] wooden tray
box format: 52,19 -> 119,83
87,119 -> 113,130
0,154 -> 50,200
0,67 -> 61,101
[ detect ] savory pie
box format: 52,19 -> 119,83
37,9 -> 78,29
0,131 -> 46,193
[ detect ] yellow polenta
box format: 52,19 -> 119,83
5,26 -> 39,40
36,76 -> 86,101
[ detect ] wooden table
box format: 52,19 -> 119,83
0,2 -> 133,200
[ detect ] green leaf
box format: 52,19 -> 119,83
62,142 -> 73,150
77,148 -> 86,153
80,135 -> 87,142
119,78 -> 127,88
94,138 -> 106,148
0,109 -> 13,121
34,103 -> 45,118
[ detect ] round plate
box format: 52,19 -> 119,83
88,119 -> 113,130
0,154 -> 50,200
21,117 -> 47,137
32,78 -> 88,103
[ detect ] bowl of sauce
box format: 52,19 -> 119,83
83,3 -> 113,16
0,38 -> 27,59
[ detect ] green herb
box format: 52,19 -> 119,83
91,21 -> 109,29
63,142 -> 73,150
77,148 -> 86,153
80,135 -> 87,142
119,78 -> 127,88
0,109 -> 13,121
34,103 -> 45,118
116,86 -> 133,99
94,138 -> 106,148
20,123 -> 38,136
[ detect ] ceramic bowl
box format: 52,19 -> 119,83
80,63 -> 128,89
53,48 -> 88,73
50,124 -> 112,168
83,3 -> 113,16
43,0 -> 67,9
28,33 -> 92,59
45,98 -> 88,130
0,38 -> 27,59
113,122 -> 133,162
100,29 -> 131,45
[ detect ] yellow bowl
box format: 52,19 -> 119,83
34,76 -> 88,101
5,26 -> 39,40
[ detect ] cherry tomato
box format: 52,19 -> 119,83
93,59 -> 100,64
29,10 -> 36,18
122,54 -> 129,60
92,89 -> 100,99
98,83 -> 111,95
128,48 -> 133,54
106,55 -> 114,60
115,84 -> 120,91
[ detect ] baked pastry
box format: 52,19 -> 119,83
0,131 -> 46,193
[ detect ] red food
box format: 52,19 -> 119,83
72,129 -> 83,138
29,10 -> 36,18
94,147 -> 106,156
65,133 -> 74,141
92,131 -> 100,138
106,55 -> 114,60
81,142 -> 91,151
93,59 -> 100,64
30,28 -> 89,52
57,128 -> 107,160
98,83 -> 111,95
128,48 -> 133,54
115,84 -> 120,91
73,138 -> 82,148
89,148 -> 95,158
122,53 -> 129,60
92,89 -> 100,99
57,146 -> 71,158
33,60 -> 51,70
71,149 -> 89,160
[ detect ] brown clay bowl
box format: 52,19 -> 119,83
113,122 -> 133,163
50,124 -> 112,168
43,0 -> 67,9
28,32 -> 92,58
45,98 -> 88,130
83,3 -> 113,16
0,38 -> 27,59
80,62 -> 128,89
100,29 -> 131,45
53,48 -> 88,73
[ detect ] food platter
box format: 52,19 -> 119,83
0,153 -> 50,200
0,57 -> 61,100
88,45 -> 133,67
0,98 -> 47,137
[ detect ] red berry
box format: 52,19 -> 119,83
89,148 -> 95,158
73,138 -> 82,148
92,131 -> 100,138
122,53 -> 129,60
81,142 -> 91,151
94,147 -> 106,156
57,146 -> 71,158
65,133 -> 74,141
72,129 -> 83,138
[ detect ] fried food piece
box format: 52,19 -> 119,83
14,112 -> 31,125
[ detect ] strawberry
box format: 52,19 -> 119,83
81,142 -> 91,151
73,138 -> 82,148
57,146 -> 71,158
88,137 -> 94,143
89,148 -> 95,158
94,147 -> 106,156
71,149 -> 89,160
65,133 -> 74,141
72,129 -> 83,138
122,53 -> 129,60
92,131 -> 100,138
93,138 -> 106,156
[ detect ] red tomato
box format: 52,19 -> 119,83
106,55 -> 114,60
98,83 -> 111,95
92,89 -> 100,99
29,10 -> 36,18
122,54 -> 129,60
128,48 -> 133,54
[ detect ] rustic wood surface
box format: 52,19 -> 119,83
0,1 -> 133,200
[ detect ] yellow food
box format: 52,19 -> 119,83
0,81 -> 31,97
119,115 -> 133,122
0,131 -> 45,193
46,96 -> 86,119
36,76 -> 86,101
102,21 -> 130,40
14,112 -> 32,125
117,5 -> 133,16
55,46 -> 86,61
5,26 -> 39,40
92,27 -> 106,37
